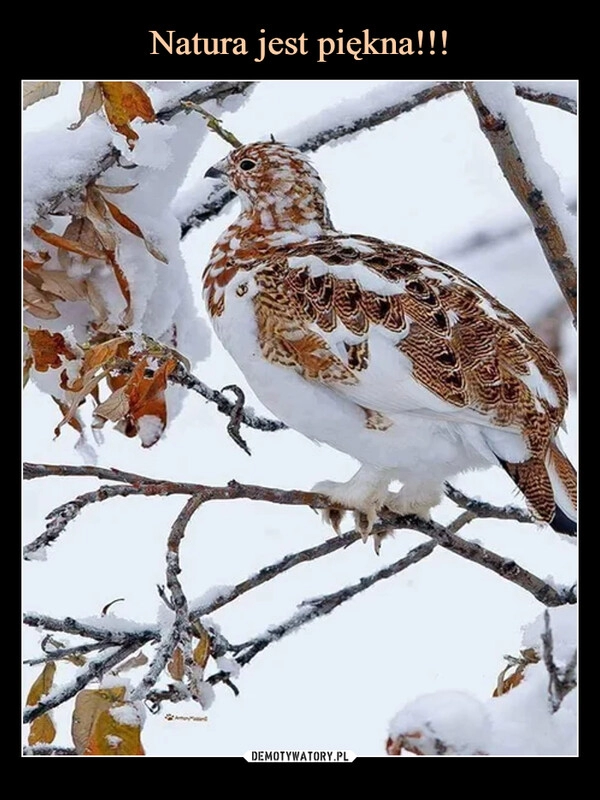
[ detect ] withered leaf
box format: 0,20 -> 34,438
32,223 -> 106,261
38,270 -> 89,303
93,386 -> 130,427
84,704 -> 145,755
84,186 -> 118,251
167,647 -> 184,681
113,651 -> 148,675
69,81 -> 103,130
29,714 -> 57,746
192,625 -> 211,670
71,686 -> 127,754
95,183 -> 138,194
58,216 -> 104,269
23,281 -> 60,320
52,396 -> 83,434
23,81 -> 60,110
23,249 -> 50,270
28,329 -> 77,372
99,82 -> 156,150
26,661 -> 56,707
103,198 -> 168,264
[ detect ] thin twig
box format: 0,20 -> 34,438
24,643 -> 140,724
230,540 -> 437,668
464,82 -> 577,325
221,385 -> 251,455
541,610 -> 577,713
181,101 -> 243,147
444,483 -> 534,525
168,364 -> 287,433
23,641 -> 108,666
514,84 -> 577,115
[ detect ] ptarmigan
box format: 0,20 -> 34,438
203,141 -> 577,540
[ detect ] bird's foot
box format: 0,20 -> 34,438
312,475 -> 389,551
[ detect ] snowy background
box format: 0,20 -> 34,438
23,80 -> 577,756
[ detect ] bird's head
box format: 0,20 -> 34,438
205,141 -> 332,233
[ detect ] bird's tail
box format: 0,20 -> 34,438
499,441 -> 577,535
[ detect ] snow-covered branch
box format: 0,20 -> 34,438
464,82 -> 577,325
541,609 -> 577,713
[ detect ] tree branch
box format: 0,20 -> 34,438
464,82 -> 577,325
230,540 -> 437,668
32,81 -> 255,223
514,84 -> 577,115
24,643 -> 141,724
541,609 -> 577,713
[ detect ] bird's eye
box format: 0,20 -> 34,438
239,159 -> 256,171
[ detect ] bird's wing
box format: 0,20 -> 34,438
252,233 -> 567,456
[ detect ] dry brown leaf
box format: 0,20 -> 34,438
493,648 -> 540,698
23,81 -> 60,110
99,82 -> 156,150
28,329 -> 77,372
167,647 -> 184,681
23,355 -> 33,387
23,280 -> 61,320
104,197 -> 168,264
106,252 -> 132,324
57,216 -> 104,269
23,249 -> 51,270
113,651 -> 148,675
71,686 -> 126,754
93,386 -> 130,427
52,396 -> 83,434
32,223 -> 105,261
84,704 -> 145,755
95,183 -> 138,194
84,186 -> 118,251
69,82 -> 103,130
38,270 -> 89,303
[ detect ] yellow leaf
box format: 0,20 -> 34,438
23,81 -> 60,110
71,686 -> 127,754
99,82 -> 156,150
84,704 -> 145,755
28,714 -> 56,746
26,662 -> 56,707
192,626 -> 211,670
93,386 -> 130,426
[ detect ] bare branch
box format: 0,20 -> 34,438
230,540 -> 437,667
24,465 -> 575,606
444,483 -> 535,525
24,643 -> 140,724
168,364 -> 287,433
24,641 -> 108,666
132,496 -> 204,703
180,81 -> 463,236
181,101 -> 244,147
541,610 -> 577,713
220,385 -> 251,455
514,84 -> 577,115
464,82 -> 577,325
23,611 -> 158,644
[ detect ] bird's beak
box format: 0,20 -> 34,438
204,157 -> 228,180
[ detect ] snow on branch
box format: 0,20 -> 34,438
178,80 -> 576,237
464,82 -> 577,325
541,609 -> 577,713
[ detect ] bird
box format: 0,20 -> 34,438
203,141 -> 577,546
